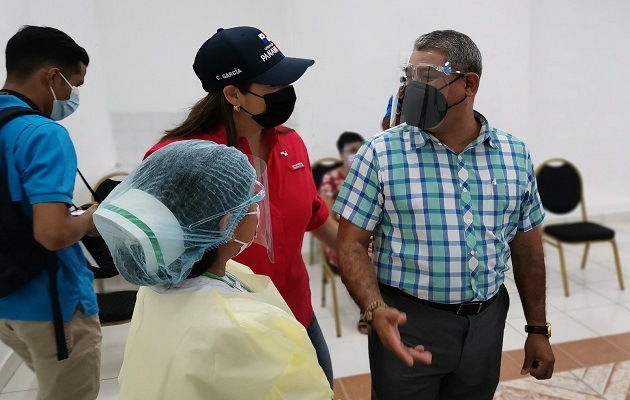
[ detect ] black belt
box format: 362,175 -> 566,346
379,283 -> 499,316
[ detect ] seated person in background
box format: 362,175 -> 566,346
318,131 -> 367,333
319,131 -> 365,269
94,140 -> 332,400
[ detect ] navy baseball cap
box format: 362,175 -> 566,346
193,26 -> 314,92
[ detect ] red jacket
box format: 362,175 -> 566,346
145,125 -> 328,327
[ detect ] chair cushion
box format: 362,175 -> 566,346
544,222 -> 615,242
97,291 -> 137,324
327,262 -> 340,275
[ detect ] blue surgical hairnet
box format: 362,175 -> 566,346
93,140 -> 257,286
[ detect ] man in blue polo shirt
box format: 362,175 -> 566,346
0,26 -> 101,399
380,86 -> 405,131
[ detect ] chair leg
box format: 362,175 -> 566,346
580,243 -> 590,269
329,270 -> 342,337
321,268 -> 327,308
309,234 -> 315,265
557,243 -> 570,297
611,240 -> 625,291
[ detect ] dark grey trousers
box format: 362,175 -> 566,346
370,285 -> 510,400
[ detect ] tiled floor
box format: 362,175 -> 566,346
495,360 -> 630,399
2,217 -> 630,399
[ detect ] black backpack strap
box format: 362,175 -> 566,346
0,105 -> 68,360
0,106 -> 50,126
46,255 -> 68,360
76,168 -> 98,202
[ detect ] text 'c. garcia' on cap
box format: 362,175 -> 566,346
193,26 -> 314,92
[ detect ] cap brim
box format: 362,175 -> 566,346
249,56 -> 314,86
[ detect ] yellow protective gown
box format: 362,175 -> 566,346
118,261 -> 333,400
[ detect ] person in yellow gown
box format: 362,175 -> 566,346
93,140 -> 333,400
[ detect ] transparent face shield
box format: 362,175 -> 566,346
93,140 -> 277,286
398,61 -> 465,130
248,155 -> 274,263
188,155 -> 274,263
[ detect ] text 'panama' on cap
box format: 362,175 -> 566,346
193,26 -> 314,92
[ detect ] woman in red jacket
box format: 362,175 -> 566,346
145,26 -> 337,387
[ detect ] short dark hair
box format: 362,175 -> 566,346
336,131 -> 365,153
414,30 -> 482,77
187,249 -> 219,279
5,25 -> 89,80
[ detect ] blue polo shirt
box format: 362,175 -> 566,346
0,93 -> 98,321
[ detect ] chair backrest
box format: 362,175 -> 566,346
312,158 -> 343,190
92,171 -> 129,203
535,158 -> 586,219
84,171 -> 129,278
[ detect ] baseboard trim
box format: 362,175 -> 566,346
0,350 -> 21,392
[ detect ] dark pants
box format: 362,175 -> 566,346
370,285 -> 510,400
307,313 -> 334,388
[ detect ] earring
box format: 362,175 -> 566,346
234,105 -> 241,112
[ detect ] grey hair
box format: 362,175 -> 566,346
413,30 -> 482,77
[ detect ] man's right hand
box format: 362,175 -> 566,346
84,203 -> 100,237
371,306 -> 432,367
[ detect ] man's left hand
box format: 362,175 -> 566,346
521,334 -> 555,379
371,307 -> 432,367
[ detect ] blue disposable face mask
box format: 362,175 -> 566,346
49,72 -> 80,121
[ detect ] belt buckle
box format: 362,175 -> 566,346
456,302 -> 483,315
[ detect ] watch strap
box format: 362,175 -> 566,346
525,323 -> 551,338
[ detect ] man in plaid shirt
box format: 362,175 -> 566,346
334,30 -> 554,400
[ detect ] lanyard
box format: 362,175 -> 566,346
202,271 -> 254,293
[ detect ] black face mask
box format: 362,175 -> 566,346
401,76 -> 466,130
240,86 -> 297,128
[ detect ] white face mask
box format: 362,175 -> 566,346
346,154 -> 356,167
233,204 -> 260,257
233,236 -> 254,257
49,72 -> 80,121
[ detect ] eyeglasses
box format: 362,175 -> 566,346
399,63 -> 465,84
188,180 -> 265,230
251,180 -> 265,203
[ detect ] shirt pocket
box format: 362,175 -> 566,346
478,173 -> 509,227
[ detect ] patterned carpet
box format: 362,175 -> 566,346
494,361 -> 630,400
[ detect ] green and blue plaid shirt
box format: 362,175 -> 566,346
333,113 -> 544,303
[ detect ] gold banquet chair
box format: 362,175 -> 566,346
311,157 -> 343,337
308,157 -> 342,265
535,158 -> 624,297
320,243 -> 342,337
82,171 -> 137,326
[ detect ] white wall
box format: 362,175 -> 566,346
93,0 -> 532,164
0,0 -> 118,204
528,0 -> 630,215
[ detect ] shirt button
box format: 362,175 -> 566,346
470,250 -> 476,255
466,218 -> 472,224
462,188 -> 468,193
